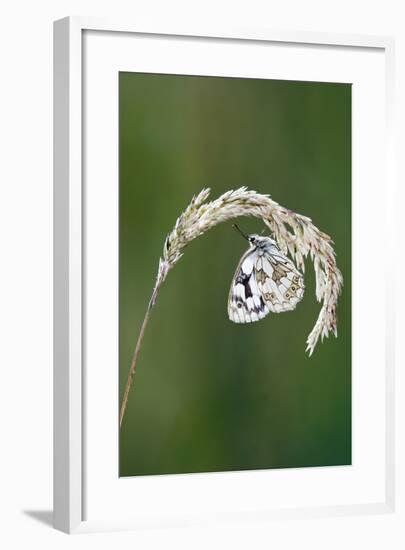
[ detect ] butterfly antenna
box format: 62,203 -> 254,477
233,224 -> 249,241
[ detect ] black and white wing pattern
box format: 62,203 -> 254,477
228,245 -> 305,323
228,249 -> 267,323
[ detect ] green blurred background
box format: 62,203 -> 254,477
119,73 -> 351,477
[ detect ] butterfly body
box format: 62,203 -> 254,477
228,233 -> 304,324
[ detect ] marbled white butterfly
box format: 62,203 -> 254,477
228,225 -> 305,323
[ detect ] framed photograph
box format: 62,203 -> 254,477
54,17 -> 397,534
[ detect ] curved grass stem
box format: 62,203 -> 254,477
119,284 -> 160,428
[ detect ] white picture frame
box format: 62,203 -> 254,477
54,16 -> 397,535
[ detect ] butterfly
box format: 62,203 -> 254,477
228,225 -> 305,323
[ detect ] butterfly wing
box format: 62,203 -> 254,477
255,250 -> 305,313
228,247 -> 305,323
228,249 -> 270,323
